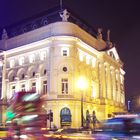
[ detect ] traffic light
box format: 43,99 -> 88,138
46,114 -> 49,120
6,109 -> 15,121
50,111 -> 53,122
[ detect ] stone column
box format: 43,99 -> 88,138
15,77 -> 19,93
104,64 -> 108,99
115,70 -> 121,103
35,73 -> 40,93
110,66 -> 113,100
118,70 -> 121,103
5,79 -> 9,99
97,62 -> 102,99
101,62 -> 106,98
104,63 -> 110,99
114,73 -> 117,102
48,46 -> 55,95
25,75 -> 30,91
111,67 -> 116,101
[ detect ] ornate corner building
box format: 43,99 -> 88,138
0,7 -> 126,128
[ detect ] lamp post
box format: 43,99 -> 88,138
77,76 -> 87,128
81,91 -> 84,127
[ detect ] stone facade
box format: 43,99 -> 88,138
0,21 -> 125,128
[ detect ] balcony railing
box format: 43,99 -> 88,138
57,94 -> 74,98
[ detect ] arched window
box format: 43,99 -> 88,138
60,107 -> 71,126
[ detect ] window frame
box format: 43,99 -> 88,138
21,84 -> 25,91
42,80 -> 47,94
9,59 -> 15,68
29,54 -> 35,63
61,48 -> 69,56
31,82 -> 36,92
40,51 -> 47,61
19,56 -> 25,66
61,78 -> 68,94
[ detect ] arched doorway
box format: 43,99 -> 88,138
60,107 -> 71,127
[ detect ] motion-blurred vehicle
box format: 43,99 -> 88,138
93,114 -> 140,140
51,128 -> 95,140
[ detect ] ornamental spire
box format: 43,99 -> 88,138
107,29 -> 110,42
106,29 -> 113,48
97,28 -> 103,40
2,29 -> 8,40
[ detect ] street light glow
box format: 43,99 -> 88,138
77,76 -> 87,128
77,76 -> 87,90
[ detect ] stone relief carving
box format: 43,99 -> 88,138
97,28 -> 102,40
59,9 -> 70,22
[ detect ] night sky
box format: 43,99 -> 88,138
0,0 -> 140,102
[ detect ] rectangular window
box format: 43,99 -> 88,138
86,56 -> 90,65
40,51 -> 46,61
43,80 -> 47,94
32,82 -> 36,92
29,54 -> 35,63
10,59 -> 15,68
61,48 -> 69,56
10,86 -> 15,98
12,86 -> 15,93
19,57 -> 24,66
21,84 -> 25,91
79,53 -> 84,61
63,50 -> 67,56
61,78 -> 68,94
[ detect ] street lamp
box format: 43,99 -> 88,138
77,76 -> 87,128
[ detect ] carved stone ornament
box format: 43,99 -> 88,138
97,28 -> 102,40
59,9 -> 70,22
2,29 -> 8,40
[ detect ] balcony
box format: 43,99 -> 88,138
57,94 -> 74,99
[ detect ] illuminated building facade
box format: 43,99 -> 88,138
0,7 -> 125,128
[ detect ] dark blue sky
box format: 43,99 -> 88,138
0,0 -> 140,101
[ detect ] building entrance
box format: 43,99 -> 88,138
60,107 -> 71,127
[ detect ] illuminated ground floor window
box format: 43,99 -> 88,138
60,107 -> 71,127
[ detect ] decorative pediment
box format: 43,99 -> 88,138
107,47 -> 120,61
